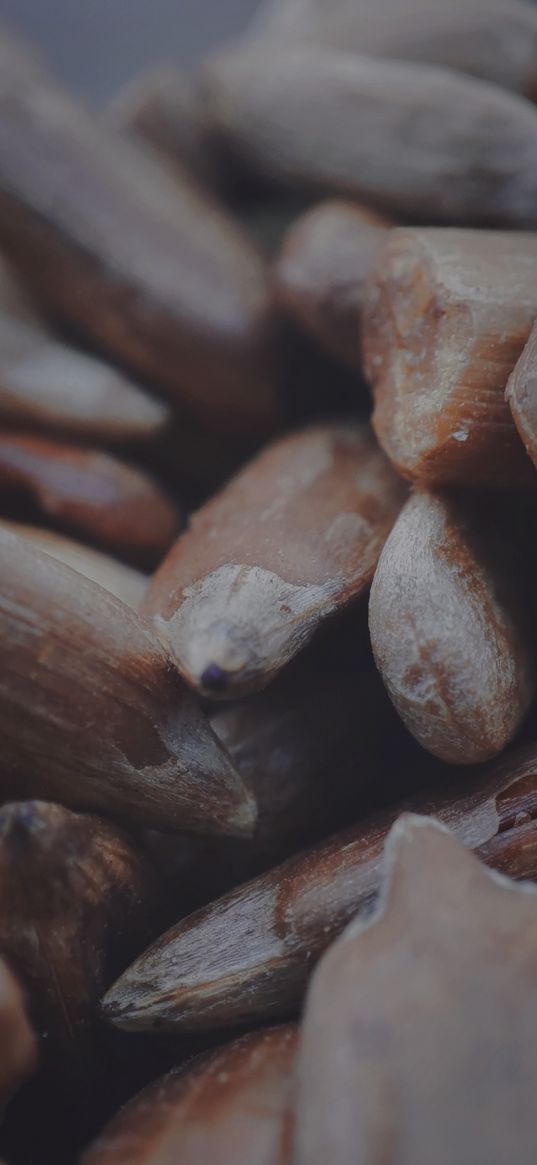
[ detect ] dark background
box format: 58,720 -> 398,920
0,0 -> 262,101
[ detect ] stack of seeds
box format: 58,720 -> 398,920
2,2 -> 537,1162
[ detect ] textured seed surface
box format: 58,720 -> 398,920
0,41 -> 280,440
202,45 -> 537,225
102,754 -> 537,1033
0,432 -> 178,563
363,227 -> 537,486
1,520 -> 147,610
369,490 -> 535,762
143,422 -> 405,697
295,816 -> 537,1165
0,528 -> 254,836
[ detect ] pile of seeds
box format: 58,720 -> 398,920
2,2 -> 537,1162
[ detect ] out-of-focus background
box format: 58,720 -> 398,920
0,0 -> 262,100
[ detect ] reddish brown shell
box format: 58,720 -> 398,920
0,313 -> 170,443
1,519 -> 147,610
369,491 -> 535,763
0,432 -> 178,565
143,422 -> 405,697
81,1025 -> 296,1165
102,752 -> 537,1034
363,227 -> 537,487
0,37 -> 280,441
0,527 -> 253,836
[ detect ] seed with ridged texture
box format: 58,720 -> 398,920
363,228 -> 537,487
369,490 -> 535,763
0,528 -> 254,836
142,422 -> 405,698
202,45 -> 537,225
102,751 -> 537,1033
295,816 -> 537,1165
0,25 -> 280,442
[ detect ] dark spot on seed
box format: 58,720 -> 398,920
201,664 -> 229,693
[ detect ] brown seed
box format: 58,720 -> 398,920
506,319 -> 537,473
107,66 -> 222,192
295,816 -> 537,1165
274,200 -> 391,369
144,642 -> 401,911
211,654 -> 395,862
142,422 -> 406,698
255,0 -> 537,97
0,800 -> 169,1154
369,490 -> 535,763
102,747 -> 537,1032
0,519 -> 147,610
81,1024 -> 297,1165
0,29 -> 280,442
0,957 -> 36,1114
202,44 -> 537,226
0,432 -> 178,565
0,527 -> 254,836
0,313 -> 170,443
363,227 -> 537,487
0,802 -> 159,1074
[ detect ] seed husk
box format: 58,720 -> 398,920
368,490 -> 535,763
0,432 -> 179,566
363,227 -> 537,487
202,44 -> 537,226
81,1024 -> 297,1165
0,313 -> 170,444
143,422 -> 405,698
0,527 -> 255,836
0,28 -> 281,442
102,746 -> 537,1032
295,815 -> 537,1165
